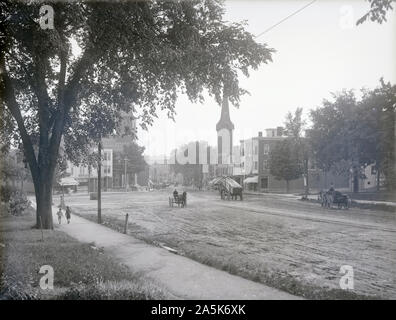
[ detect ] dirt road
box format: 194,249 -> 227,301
60,190 -> 396,298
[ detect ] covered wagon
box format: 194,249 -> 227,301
215,176 -> 243,201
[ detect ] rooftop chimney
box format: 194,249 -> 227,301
276,127 -> 284,137
266,128 -> 275,137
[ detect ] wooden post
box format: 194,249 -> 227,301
124,213 -> 129,234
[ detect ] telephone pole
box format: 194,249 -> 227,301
97,140 -> 102,224
124,158 -> 128,192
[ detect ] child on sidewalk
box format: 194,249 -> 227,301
57,207 -> 63,224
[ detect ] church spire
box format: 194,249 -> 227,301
216,89 -> 234,132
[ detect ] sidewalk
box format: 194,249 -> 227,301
34,201 -> 300,300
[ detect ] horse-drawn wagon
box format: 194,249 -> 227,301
210,176 -> 243,200
169,191 -> 187,208
319,190 -> 350,209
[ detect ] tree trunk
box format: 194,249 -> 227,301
353,166 -> 359,193
35,177 -> 54,229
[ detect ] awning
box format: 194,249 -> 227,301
58,177 -> 79,186
243,176 -> 258,184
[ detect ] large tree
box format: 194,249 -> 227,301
357,80 -> 396,190
0,0 -> 273,228
308,82 -> 396,192
269,138 -> 303,193
284,107 -> 310,195
114,142 -> 147,185
308,90 -> 360,190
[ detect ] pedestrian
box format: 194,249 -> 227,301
57,208 -> 63,225
173,188 -> 178,200
65,206 -> 71,224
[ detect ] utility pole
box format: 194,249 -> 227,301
124,158 -> 128,192
304,156 -> 309,199
97,140 -> 102,224
88,165 -> 91,194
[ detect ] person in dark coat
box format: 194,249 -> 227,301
182,191 -> 187,207
65,206 -> 71,224
173,189 -> 178,200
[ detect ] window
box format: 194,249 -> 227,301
103,166 -> 111,175
79,166 -> 84,175
263,160 -> 269,170
371,166 -> 376,175
263,144 -> 270,154
104,152 -> 111,161
254,146 -> 258,155
254,161 -> 258,170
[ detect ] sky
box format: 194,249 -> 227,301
137,0 -> 396,158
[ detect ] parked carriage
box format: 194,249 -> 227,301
319,190 -> 350,209
169,191 -> 187,208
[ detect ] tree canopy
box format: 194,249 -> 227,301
269,138 -> 303,192
115,142 -> 147,177
0,0 -> 274,228
357,0 -> 395,25
307,80 -> 396,191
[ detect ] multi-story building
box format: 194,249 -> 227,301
65,111 -> 138,191
238,128 -> 285,191
66,148 -> 113,191
238,128 -> 352,193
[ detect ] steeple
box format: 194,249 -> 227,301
216,90 -> 234,132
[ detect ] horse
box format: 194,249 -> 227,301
319,190 -> 349,209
